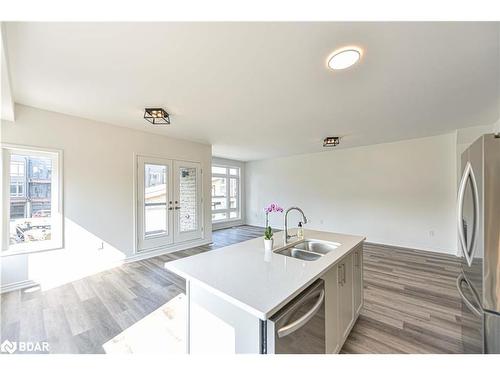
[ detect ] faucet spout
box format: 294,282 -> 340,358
284,206 -> 308,244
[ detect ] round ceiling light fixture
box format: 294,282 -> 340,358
327,47 -> 362,70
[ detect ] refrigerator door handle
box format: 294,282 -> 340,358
457,274 -> 484,317
457,162 -> 480,267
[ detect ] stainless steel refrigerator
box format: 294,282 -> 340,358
457,133 -> 500,354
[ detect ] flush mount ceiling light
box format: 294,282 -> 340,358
327,47 -> 362,70
144,108 -> 170,125
323,136 -> 340,147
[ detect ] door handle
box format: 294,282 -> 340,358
277,289 -> 325,338
457,162 -> 480,267
343,263 -> 347,284
456,274 -> 483,317
175,206 -> 181,210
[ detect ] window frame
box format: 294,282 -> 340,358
211,164 -> 241,223
1,144 -> 64,256
135,155 -> 174,252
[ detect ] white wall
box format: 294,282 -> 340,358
1,105 -> 212,291
211,157 -> 246,230
245,133 -> 458,254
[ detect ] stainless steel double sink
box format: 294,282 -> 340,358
274,239 -> 341,261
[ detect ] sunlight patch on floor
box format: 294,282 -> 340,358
103,294 -> 186,354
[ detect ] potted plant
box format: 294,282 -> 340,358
263,203 -> 283,251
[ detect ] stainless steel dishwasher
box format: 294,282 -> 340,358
265,279 -> 325,354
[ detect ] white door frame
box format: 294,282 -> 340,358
136,155 -> 174,251
173,160 -> 203,243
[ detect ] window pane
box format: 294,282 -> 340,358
212,212 -> 227,221
179,167 -> 197,232
211,177 -> 227,210
144,164 -> 167,236
145,205 -> 166,235
229,168 -> 239,176
9,154 -> 52,245
229,211 -> 238,219
229,178 -> 238,209
212,166 -> 227,174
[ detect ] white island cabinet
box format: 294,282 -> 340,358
165,229 -> 364,354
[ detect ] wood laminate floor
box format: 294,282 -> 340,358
341,243 -> 464,354
0,226 -> 465,354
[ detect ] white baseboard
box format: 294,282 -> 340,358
1,238 -> 211,294
126,238 -> 211,263
364,241 -> 459,258
1,279 -> 39,294
212,220 -> 245,231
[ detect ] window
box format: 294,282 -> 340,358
2,146 -> 63,254
211,165 -> 240,222
144,163 -> 168,236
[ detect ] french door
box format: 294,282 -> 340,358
137,156 -> 202,252
173,160 -> 203,243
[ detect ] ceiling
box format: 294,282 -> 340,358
3,22 -> 499,161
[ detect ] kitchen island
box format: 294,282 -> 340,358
165,229 -> 365,354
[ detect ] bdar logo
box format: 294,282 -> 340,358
1,340 -> 17,354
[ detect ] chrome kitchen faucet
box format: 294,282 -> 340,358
284,207 -> 308,244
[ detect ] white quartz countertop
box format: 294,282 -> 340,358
164,229 -> 365,320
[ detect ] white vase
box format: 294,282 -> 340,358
264,238 -> 274,251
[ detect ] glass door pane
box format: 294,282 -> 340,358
174,161 -> 202,242
144,164 -> 168,236
179,167 -> 197,232
137,156 -> 173,252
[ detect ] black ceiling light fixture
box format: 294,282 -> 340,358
323,136 -> 340,147
144,108 -> 170,125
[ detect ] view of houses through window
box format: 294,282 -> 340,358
7,152 -> 54,247
144,163 -> 168,236
211,165 -> 240,222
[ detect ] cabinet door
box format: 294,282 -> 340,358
173,161 -> 203,243
323,265 -> 340,353
338,254 -> 353,340
353,247 -> 363,315
137,156 -> 174,251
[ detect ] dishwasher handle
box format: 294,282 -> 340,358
277,289 -> 325,338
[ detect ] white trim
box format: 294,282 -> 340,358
136,155 -> 174,251
211,163 -> 242,224
1,143 -> 64,255
126,238 -> 210,263
1,24 -> 15,122
212,219 -> 245,230
0,279 -> 38,294
365,241 -> 459,258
